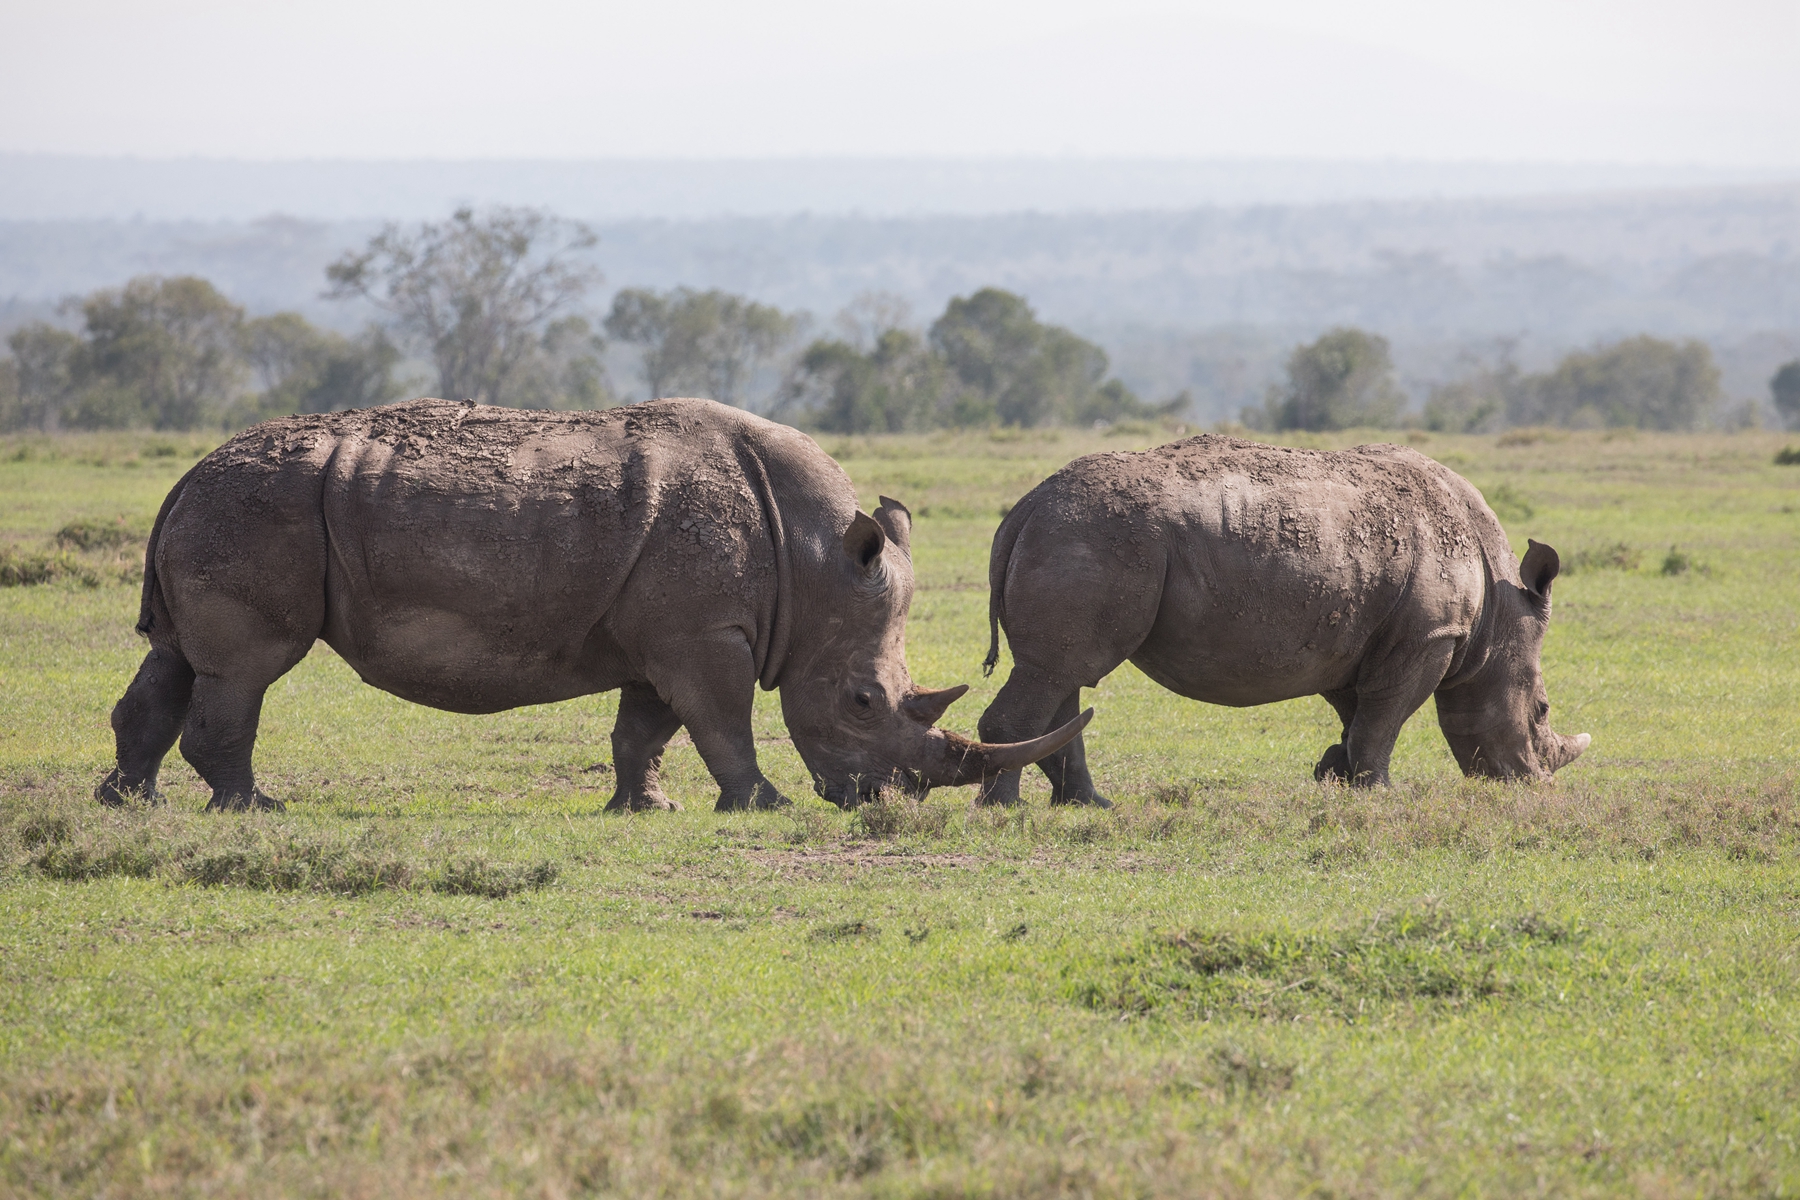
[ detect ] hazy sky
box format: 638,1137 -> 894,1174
3,0 -> 1796,164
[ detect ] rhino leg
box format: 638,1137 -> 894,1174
98,644 -> 196,806
1334,642 -> 1456,786
606,682 -> 685,813
1312,688 -> 1357,783
183,675 -> 284,812
1038,690 -> 1110,807
652,633 -> 790,812
977,673 -> 1110,808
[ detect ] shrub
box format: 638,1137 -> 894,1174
55,519 -> 141,551
0,549 -> 100,588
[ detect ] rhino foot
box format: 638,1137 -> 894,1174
716,781 -> 791,812
605,790 -> 683,813
95,771 -> 165,808
1313,744 -> 1350,782
205,789 -> 284,813
1050,792 -> 1113,809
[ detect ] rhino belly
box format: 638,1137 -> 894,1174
320,597 -> 630,714
1126,526 -> 1394,707
319,453 -> 641,714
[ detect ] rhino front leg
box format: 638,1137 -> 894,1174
654,634 -> 790,812
1338,643 -> 1455,786
606,682 -> 685,812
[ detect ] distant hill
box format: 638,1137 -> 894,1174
4,155 -> 1793,222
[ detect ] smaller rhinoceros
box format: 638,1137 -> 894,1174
977,435 -> 1589,802
98,398 -> 1087,813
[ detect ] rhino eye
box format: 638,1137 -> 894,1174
1537,701 -> 1550,719
854,692 -> 872,710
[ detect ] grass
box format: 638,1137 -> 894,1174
1,423 -> 1798,1197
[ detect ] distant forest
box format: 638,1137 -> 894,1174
2,182 -> 1798,426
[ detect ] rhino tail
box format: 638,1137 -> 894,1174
983,496 -> 1031,677
135,462 -> 200,638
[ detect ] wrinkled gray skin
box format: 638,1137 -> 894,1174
97,398 -> 1087,813
978,435 -> 1590,803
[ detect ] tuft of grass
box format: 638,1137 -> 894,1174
1775,445 -> 1800,465
1071,906 -> 1580,1021
431,856 -> 559,898
5,799 -> 552,898
0,548 -> 100,588
1661,545 -> 1694,575
1191,1042 -> 1299,1099
847,791 -> 952,840
1564,541 -> 1643,574
810,920 -> 879,942
53,518 -> 141,552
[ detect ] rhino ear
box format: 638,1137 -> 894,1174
1520,539 -> 1560,605
843,511 -> 888,574
874,496 -> 912,558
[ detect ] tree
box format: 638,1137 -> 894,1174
326,207 -> 600,407
1423,345 -> 1524,434
1771,360 -> 1800,430
69,276 -> 247,429
605,287 -> 798,409
2,323 -> 81,430
509,316 -> 613,410
781,327 -> 950,433
1264,328 -> 1404,431
239,312 -> 402,420
1530,336 -> 1719,430
928,288 -> 1161,427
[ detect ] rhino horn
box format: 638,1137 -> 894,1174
900,683 -> 969,726
922,708 -> 1095,787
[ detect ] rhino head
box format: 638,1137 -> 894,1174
1434,540 -> 1591,781
781,496 -> 1090,807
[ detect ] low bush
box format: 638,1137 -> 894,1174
7,800 -> 551,898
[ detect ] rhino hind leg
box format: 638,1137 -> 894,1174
978,676 -> 1110,808
98,643 -> 196,806
605,682 -> 685,813
1313,743 -> 1350,782
1038,691 -> 1110,808
179,674 -> 284,812
1312,688 -> 1357,783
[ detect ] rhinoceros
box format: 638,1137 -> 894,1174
976,434 -> 1589,803
97,397 -> 1088,812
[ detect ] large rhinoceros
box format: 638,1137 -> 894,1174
98,397 -> 1088,812
977,435 -> 1589,802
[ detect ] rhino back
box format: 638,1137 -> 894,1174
1001,435 -> 1495,705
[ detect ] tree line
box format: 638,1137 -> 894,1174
3,206 -> 1796,434
1249,327 -> 1800,433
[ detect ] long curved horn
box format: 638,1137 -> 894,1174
901,683 -> 970,726
922,708 -> 1095,787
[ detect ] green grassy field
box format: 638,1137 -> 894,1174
2,423 -> 1798,1198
